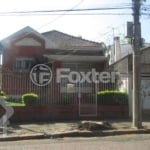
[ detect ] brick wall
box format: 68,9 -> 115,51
0,105 -> 128,123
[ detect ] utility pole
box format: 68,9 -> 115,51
132,0 -> 142,128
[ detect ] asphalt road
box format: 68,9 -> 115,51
0,134 -> 150,150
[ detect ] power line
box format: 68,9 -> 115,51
0,7 -> 132,15
0,13 -> 133,16
1,12 -> 150,17
0,7 -> 149,16
0,3 -> 150,16
37,0 -> 84,32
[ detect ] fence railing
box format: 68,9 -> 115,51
1,71 -> 126,105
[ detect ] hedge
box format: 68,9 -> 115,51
0,90 -> 7,100
97,90 -> 128,105
22,93 -> 39,106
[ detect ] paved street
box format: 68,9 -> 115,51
0,134 -> 150,150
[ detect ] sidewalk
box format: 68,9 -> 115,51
0,119 -> 150,141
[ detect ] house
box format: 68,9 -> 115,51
106,36 -> 150,65
1,26 -> 111,116
109,38 -> 150,118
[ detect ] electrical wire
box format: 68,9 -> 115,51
0,6 -> 149,16
0,6 -> 133,16
0,13 -> 133,16
0,7 -> 132,15
37,0 -> 84,33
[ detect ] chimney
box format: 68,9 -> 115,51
114,36 -> 121,61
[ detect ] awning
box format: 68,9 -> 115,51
44,54 -> 107,62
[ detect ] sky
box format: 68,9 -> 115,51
0,0 -> 150,45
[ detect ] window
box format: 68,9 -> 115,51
15,57 -> 34,71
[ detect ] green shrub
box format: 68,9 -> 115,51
97,90 -> 128,105
0,90 -> 5,96
0,90 -> 7,100
0,95 -> 7,100
22,93 -> 39,106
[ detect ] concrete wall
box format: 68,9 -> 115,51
110,46 -> 150,117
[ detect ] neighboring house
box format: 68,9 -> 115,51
110,44 -> 150,117
106,36 -> 150,65
106,37 -> 132,65
0,26 -> 110,116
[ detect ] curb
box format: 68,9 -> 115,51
1,129 -> 150,142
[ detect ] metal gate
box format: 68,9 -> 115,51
79,82 -> 97,117
61,62 -> 100,117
